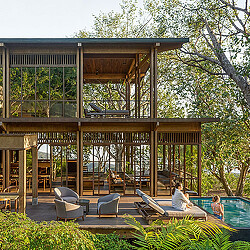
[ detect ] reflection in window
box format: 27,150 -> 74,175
10,67 -> 77,117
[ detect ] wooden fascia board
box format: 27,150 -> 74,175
0,134 -> 37,150
84,74 -> 126,80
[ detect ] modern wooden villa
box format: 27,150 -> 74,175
0,38 -> 217,213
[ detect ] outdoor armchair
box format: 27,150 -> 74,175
97,193 -> 120,218
54,187 -> 79,204
54,199 -> 84,222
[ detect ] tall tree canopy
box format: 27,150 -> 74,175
75,0 -> 249,196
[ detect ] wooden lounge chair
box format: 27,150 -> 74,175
135,191 -> 207,224
84,103 -> 129,118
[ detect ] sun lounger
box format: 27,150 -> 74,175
84,103 -> 129,118
135,190 -> 207,223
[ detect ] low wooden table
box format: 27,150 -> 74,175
0,193 -> 19,212
77,199 -> 90,214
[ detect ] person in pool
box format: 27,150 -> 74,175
172,182 -> 193,211
211,195 -> 224,220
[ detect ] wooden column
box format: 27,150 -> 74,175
150,48 -> 154,118
19,150 -> 26,214
153,48 -> 158,118
6,48 -> 10,118
150,131 -> 154,196
32,146 -> 38,205
168,145 -> 172,195
5,150 -> 10,187
2,150 -> 6,189
2,48 -> 6,118
183,145 -> 186,193
80,47 -> 84,118
135,54 -> 138,118
163,145 -> 166,170
150,129 -> 158,197
50,145 -> 53,194
77,131 -> 83,195
154,130 -> 158,197
197,144 -> 202,196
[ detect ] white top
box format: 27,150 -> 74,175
172,189 -> 192,211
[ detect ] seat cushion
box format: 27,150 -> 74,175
162,205 -> 207,218
62,196 -> 78,203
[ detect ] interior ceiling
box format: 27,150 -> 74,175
83,53 -> 149,84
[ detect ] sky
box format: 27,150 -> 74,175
0,0 -> 144,38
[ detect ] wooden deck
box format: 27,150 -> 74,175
23,195 -> 228,237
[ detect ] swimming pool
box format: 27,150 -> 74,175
190,197 -> 250,228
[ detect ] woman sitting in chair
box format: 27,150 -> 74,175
172,182 -> 193,211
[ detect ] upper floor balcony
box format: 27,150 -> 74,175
0,38 -> 189,120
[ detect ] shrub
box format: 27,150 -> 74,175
0,212 -> 94,249
124,215 -> 250,250
90,233 -> 134,250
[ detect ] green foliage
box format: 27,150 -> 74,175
124,215 -> 250,250
90,233 -> 134,250
0,212 -> 95,250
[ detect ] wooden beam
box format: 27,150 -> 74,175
2,150 -> 6,189
80,47 -> 84,118
50,145 -> 53,194
128,54 -> 149,82
32,146 -> 38,205
2,49 -> 6,118
77,47 -> 80,118
84,54 -> 136,59
19,150 -> 26,214
84,74 -> 126,80
150,130 -> 154,197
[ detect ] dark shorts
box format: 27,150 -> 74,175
214,214 -> 222,220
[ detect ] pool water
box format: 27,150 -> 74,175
190,197 -> 250,228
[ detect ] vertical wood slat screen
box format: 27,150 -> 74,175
158,132 -> 201,144
38,132 -> 77,144
82,132 -> 150,145
10,54 -> 77,66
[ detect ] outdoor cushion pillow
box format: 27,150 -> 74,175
62,196 -> 78,203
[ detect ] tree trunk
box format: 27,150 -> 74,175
235,163 -> 249,196
205,21 -> 250,107
218,168 -> 234,196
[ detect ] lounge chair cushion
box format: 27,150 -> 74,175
142,195 -> 165,215
162,205 -> 207,218
154,199 -> 172,206
136,189 -> 146,197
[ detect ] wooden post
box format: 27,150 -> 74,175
191,145 -> 193,190
50,145 -> 53,194
168,145 -> 172,195
172,145 -> 175,173
80,47 -> 84,118
197,144 -> 202,196
77,131 -> 83,195
6,150 -> 10,187
6,48 -> 10,118
153,48 -> 157,118
19,150 -> 26,214
163,145 -> 166,170
150,48 -> 154,118
183,145 -> 186,193
135,54 -> 138,118
32,146 -> 38,205
2,150 -> 6,189
154,130 -> 158,197
2,48 -> 6,118
150,130 -> 154,196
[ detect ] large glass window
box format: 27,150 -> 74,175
10,67 -> 77,117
